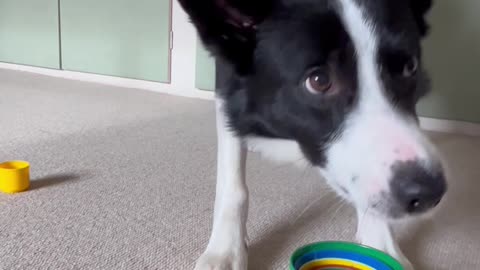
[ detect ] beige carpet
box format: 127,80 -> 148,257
1,69 -> 479,270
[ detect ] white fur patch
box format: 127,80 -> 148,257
246,137 -> 308,167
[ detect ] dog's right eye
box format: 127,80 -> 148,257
305,69 -> 332,94
403,56 -> 419,77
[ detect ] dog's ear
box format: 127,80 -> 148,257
178,0 -> 274,72
410,0 -> 433,37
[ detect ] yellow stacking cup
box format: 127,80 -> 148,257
0,161 -> 30,194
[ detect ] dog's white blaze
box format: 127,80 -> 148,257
321,1 -> 431,266
326,0 -> 435,207
338,0 -> 386,110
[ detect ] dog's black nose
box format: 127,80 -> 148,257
390,161 -> 447,214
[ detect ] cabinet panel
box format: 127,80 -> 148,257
61,0 -> 171,82
195,42 -> 216,91
418,0 -> 480,123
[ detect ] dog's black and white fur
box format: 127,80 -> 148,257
178,0 -> 447,269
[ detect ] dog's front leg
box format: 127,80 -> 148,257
356,210 -> 414,270
195,98 -> 248,270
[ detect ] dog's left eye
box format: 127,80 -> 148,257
403,57 -> 419,77
305,69 -> 332,94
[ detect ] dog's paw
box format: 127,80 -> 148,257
194,249 -> 247,270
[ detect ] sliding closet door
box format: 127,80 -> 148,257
60,0 -> 171,82
0,0 -> 60,68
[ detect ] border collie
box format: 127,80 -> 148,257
178,0 -> 447,269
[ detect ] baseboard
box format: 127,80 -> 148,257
0,62 -> 214,100
420,117 -> 480,136
1,62 -> 480,136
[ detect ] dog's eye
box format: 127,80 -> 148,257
305,69 -> 332,94
403,57 -> 419,77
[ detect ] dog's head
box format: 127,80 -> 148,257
180,0 -> 446,219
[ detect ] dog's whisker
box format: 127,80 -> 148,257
300,164 -> 313,181
291,196 -> 323,225
289,164 -> 326,226
357,205 -> 371,241
326,199 -> 347,225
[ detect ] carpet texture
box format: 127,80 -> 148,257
1,69 -> 480,270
